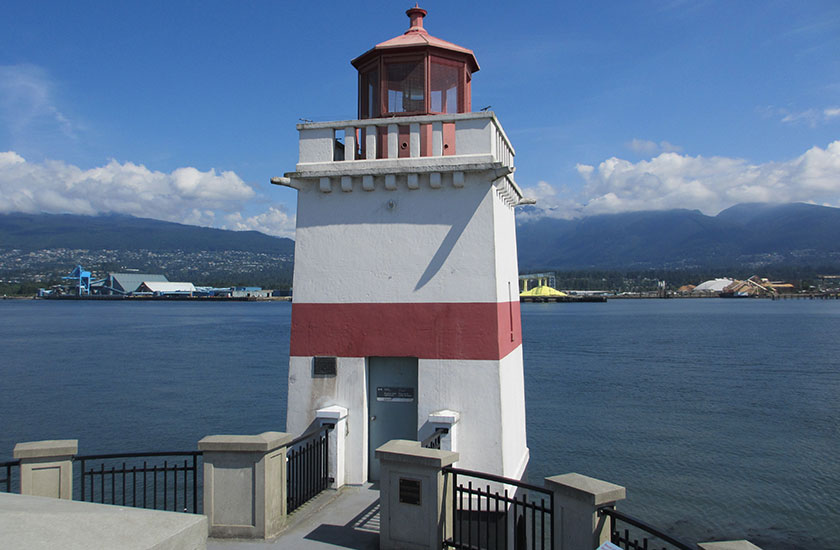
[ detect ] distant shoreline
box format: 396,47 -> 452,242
4,293 -> 836,302
24,295 -> 292,302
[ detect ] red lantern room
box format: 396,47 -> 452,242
351,5 -> 480,119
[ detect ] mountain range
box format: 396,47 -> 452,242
1,203 -> 839,277
515,202 -> 840,271
0,212 -> 294,255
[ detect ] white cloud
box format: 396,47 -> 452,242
626,138 -> 683,155
522,140 -> 840,219
0,152 -> 296,238
770,105 -> 840,127
225,208 -> 295,238
0,64 -> 75,139
518,180 -> 584,221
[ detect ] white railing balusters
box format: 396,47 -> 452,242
365,128 -> 376,160
297,112 -> 514,168
343,126 -> 356,161
387,124 -> 398,159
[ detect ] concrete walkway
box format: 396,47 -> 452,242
0,492 -> 207,550
207,484 -> 380,550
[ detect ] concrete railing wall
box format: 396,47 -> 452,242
7,435 -> 762,548
297,111 -> 515,168
7,427 -> 346,542
375,440 -> 763,550
13,439 -> 77,500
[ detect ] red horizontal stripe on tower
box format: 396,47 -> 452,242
290,301 -> 521,360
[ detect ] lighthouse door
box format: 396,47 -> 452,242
368,357 -> 418,481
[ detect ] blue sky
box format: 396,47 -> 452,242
1,1 -> 838,238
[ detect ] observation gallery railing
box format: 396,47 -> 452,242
296,111 -> 515,169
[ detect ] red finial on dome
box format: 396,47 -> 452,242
405,4 -> 427,34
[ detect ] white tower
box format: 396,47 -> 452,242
279,6 -> 529,484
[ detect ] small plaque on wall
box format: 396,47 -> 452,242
399,477 -> 421,505
376,387 -> 415,402
313,356 -> 337,377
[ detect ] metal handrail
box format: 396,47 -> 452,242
0,460 -> 19,493
421,427 -> 448,448
286,424 -> 331,514
444,466 -> 553,497
75,451 -> 201,461
286,424 -> 333,448
445,466 -> 554,550
75,451 -> 202,513
598,506 -> 699,550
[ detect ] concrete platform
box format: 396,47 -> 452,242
0,492 -> 207,550
208,484 -> 380,549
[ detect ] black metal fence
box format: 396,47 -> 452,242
0,460 -> 19,493
444,467 -> 554,550
286,424 -> 332,514
421,427 -> 449,449
4,426 -> 333,517
598,506 -> 699,550
74,452 -> 203,514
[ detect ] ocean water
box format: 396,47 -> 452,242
1,298 -> 838,549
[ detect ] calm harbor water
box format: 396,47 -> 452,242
1,298 -> 838,549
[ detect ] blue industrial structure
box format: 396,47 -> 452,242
62,265 -> 93,296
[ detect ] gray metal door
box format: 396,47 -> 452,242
368,357 -> 418,481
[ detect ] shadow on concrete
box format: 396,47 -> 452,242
303,498 -> 381,550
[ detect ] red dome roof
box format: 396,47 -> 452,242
351,6 -> 479,73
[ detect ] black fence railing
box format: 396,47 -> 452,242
0,460 -> 19,494
421,427 -> 449,449
598,506 -> 699,550
74,452 -> 202,514
444,467 -> 554,550
286,424 -> 332,514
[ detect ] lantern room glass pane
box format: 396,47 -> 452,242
430,59 -> 461,114
386,61 -> 425,114
361,69 -> 379,118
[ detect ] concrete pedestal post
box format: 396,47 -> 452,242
544,473 -> 626,550
428,410 -> 460,454
699,541 -> 762,550
316,405 -> 348,489
13,440 -> 77,499
376,440 -> 459,550
198,431 -> 294,539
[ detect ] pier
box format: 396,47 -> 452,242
1,434 -> 762,550
520,295 -> 607,303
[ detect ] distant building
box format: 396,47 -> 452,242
692,278 -> 734,293
232,288 -> 272,298
104,273 -> 168,295
722,278 -> 769,297
135,282 -> 196,295
765,281 -> 794,293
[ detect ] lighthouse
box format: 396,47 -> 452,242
278,6 -> 529,484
